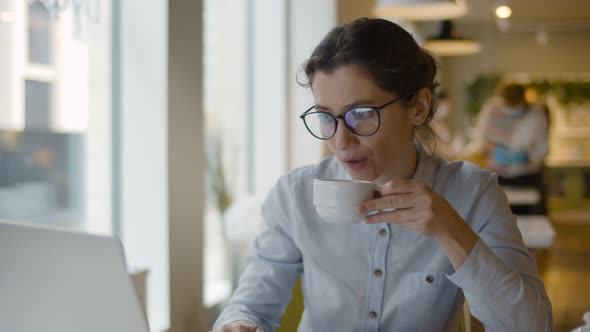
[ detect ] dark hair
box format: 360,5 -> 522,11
501,83 -> 526,106
300,18 -> 440,151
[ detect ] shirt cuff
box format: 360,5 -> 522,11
212,311 -> 266,332
446,237 -> 511,301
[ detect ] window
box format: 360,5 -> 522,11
0,1 -> 110,233
27,1 -> 52,65
203,0 -> 248,307
24,79 -> 52,129
1,1 -> 171,329
202,0 -> 333,312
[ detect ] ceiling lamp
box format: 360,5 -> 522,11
494,0 -> 512,19
374,0 -> 467,21
423,20 -> 481,56
495,5 -> 512,19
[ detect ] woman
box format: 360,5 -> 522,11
213,18 -> 552,332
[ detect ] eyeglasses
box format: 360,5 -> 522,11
300,91 -> 415,140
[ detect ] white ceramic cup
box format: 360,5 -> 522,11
313,178 -> 377,224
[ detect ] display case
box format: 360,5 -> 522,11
546,161 -> 590,221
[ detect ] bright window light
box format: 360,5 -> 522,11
0,11 -> 16,22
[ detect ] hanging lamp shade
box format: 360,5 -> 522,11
374,0 -> 467,21
422,20 -> 481,56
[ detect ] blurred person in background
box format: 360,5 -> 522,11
466,83 -> 549,214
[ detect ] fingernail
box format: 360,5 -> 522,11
358,205 -> 366,214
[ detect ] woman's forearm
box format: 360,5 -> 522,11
436,221 -> 479,270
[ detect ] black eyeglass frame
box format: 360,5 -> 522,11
299,90 -> 416,140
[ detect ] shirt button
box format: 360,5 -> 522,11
374,269 -> 383,277
425,275 -> 435,284
368,311 -> 378,319
379,228 -> 388,237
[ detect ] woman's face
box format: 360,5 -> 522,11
310,64 -> 429,184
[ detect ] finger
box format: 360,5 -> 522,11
238,324 -> 258,332
365,207 -> 424,224
217,322 -> 258,332
358,193 -> 416,215
242,324 -> 259,332
379,180 -> 430,196
372,189 -> 382,199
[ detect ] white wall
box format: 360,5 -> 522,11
51,10 -> 88,132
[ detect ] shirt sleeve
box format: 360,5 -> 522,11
446,173 -> 553,331
526,110 -> 549,170
508,108 -> 549,175
212,175 -> 303,332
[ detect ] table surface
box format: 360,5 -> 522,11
516,215 -> 556,249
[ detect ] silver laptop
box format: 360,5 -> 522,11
0,220 -> 150,332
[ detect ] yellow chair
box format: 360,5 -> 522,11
276,277 -> 304,332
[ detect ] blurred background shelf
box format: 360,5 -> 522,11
546,164 -> 590,224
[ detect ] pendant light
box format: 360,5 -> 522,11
423,20 -> 481,56
374,0 -> 467,21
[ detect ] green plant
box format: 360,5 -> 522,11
464,74 -> 502,118
465,74 -> 590,119
205,135 -> 232,214
532,81 -> 590,105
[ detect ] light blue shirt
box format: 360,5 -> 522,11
213,146 -> 553,331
